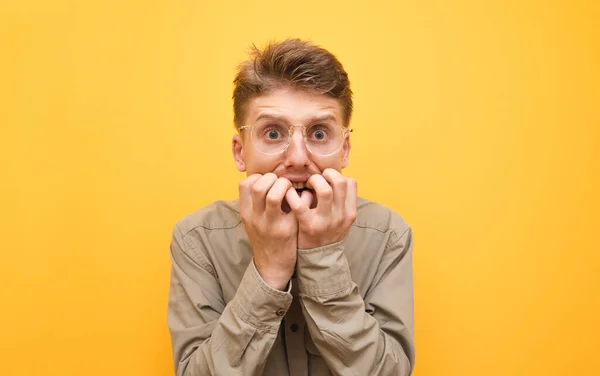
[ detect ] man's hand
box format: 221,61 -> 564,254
285,168 -> 357,250
239,173 -> 298,290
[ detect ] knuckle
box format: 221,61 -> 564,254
266,194 -> 279,206
335,177 -> 347,188
239,179 -> 250,191
251,183 -> 264,195
278,177 -> 292,187
307,222 -> 324,236
241,174 -> 261,187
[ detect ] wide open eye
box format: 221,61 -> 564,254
254,121 -> 288,142
313,129 -> 326,140
305,123 -> 344,155
267,128 -> 281,140
251,120 -> 290,154
307,124 -> 331,142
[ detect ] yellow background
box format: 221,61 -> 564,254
1,0 -> 598,375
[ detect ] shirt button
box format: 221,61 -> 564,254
275,309 -> 286,317
290,323 -> 299,332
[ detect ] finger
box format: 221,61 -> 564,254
251,173 -> 278,213
265,178 -> 292,220
286,187 -> 311,221
345,177 -> 358,224
322,168 -> 347,214
306,174 -> 333,214
239,174 -> 262,215
300,189 -> 314,208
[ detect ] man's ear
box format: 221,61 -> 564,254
341,133 -> 351,169
232,134 -> 246,172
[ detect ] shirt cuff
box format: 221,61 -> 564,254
296,241 -> 354,299
230,260 -> 293,333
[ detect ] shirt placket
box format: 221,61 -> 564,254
284,276 -> 309,376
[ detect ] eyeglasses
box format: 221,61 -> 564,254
239,118 -> 353,156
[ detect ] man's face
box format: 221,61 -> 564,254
232,87 -> 350,185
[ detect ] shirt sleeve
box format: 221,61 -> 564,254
295,226 -> 415,376
167,223 -> 293,376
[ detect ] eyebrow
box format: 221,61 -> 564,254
254,113 -> 338,124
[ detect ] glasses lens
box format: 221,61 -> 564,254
249,120 -> 346,156
305,123 -> 344,155
251,120 -> 290,154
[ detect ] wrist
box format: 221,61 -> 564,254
263,278 -> 290,291
298,234 -> 343,250
254,260 -> 292,291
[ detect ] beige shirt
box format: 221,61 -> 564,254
167,197 -> 415,376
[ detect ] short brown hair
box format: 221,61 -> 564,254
232,38 -> 353,129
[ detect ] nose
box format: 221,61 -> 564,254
284,128 -> 310,168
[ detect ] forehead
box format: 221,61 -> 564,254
245,88 -> 343,124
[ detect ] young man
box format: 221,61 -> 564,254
168,39 -> 415,376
